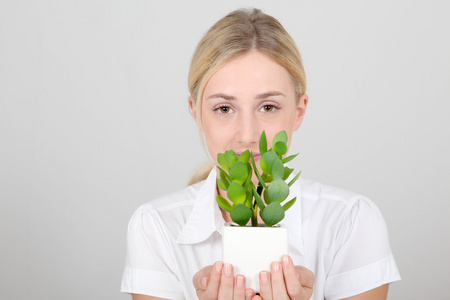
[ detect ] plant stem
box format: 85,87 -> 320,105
251,206 -> 258,227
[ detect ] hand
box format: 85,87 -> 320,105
193,261 -> 256,300
255,255 -> 314,300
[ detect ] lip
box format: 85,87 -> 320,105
252,153 -> 261,161
236,152 -> 261,162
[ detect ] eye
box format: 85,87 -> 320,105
260,103 -> 278,113
214,105 -> 234,114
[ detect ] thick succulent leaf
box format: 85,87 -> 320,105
263,189 -> 271,205
261,202 -> 285,227
272,130 -> 288,147
244,164 -> 253,192
251,152 -> 267,189
252,185 -> 265,212
274,141 -> 287,157
283,167 -> 294,181
282,197 -> 297,211
218,166 -> 230,184
260,151 -> 278,175
229,161 -> 248,185
217,153 -> 229,172
225,150 -> 238,167
238,150 -> 250,164
271,159 -> 285,180
282,153 -> 298,164
245,192 -> 253,208
217,178 -> 228,191
227,181 -> 247,205
230,204 -> 252,226
267,178 -> 289,203
259,130 -> 267,155
288,171 -> 301,187
216,195 -> 233,213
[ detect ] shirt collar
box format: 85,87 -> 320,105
176,168 -> 224,244
176,168 -> 305,255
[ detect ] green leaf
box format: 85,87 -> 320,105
271,159 -> 285,179
217,178 -> 228,191
260,151 -> 278,175
272,130 -> 288,146
282,153 -> 298,164
259,130 -> 267,155
251,152 -> 267,189
230,204 -> 252,226
244,164 -> 253,191
267,178 -> 289,203
283,167 -> 294,181
245,191 -> 253,208
288,171 -> 301,187
218,166 -> 230,184
274,141 -> 287,157
238,150 -> 250,164
225,150 -> 238,168
282,197 -> 297,211
229,161 -> 249,185
263,189 -> 271,205
252,185 -> 265,212
227,181 -> 247,205
217,153 -> 229,172
261,202 -> 285,227
216,195 -> 233,213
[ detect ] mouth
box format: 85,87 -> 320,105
251,153 -> 261,162
236,152 -> 261,163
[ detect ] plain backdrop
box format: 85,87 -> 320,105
1,0 -> 449,299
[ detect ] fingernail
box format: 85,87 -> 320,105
246,289 -> 253,300
224,263 -> 233,277
260,271 -> 269,284
201,276 -> 208,289
272,261 -> 280,272
282,255 -> 291,266
215,261 -> 223,273
236,275 -> 244,288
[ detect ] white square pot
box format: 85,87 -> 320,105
222,222 -> 289,292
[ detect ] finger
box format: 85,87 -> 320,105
270,261 -> 289,298
295,265 -> 315,290
233,275 -> 246,300
281,255 -> 304,299
258,271 -> 273,300
218,263 -> 234,300
193,265 -> 213,291
245,288 -> 256,300
202,261 -> 223,299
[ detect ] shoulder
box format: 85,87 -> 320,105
127,180 -> 207,234
299,177 -> 372,208
299,178 -> 364,205
136,180 -> 205,213
298,178 -> 384,227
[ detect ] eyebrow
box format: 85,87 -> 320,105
206,91 -> 285,101
255,91 -> 285,99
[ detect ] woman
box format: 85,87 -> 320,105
121,8 -> 400,300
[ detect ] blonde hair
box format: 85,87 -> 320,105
188,8 -> 307,185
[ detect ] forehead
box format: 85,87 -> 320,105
203,51 -> 296,99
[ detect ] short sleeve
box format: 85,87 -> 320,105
121,206 -> 184,300
324,198 -> 401,300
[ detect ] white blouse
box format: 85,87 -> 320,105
121,169 -> 400,299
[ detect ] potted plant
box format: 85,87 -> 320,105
216,130 -> 300,291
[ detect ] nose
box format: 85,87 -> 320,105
236,112 -> 259,148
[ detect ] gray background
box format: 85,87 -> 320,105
1,0 -> 449,299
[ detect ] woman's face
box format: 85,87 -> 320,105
191,51 -> 308,165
